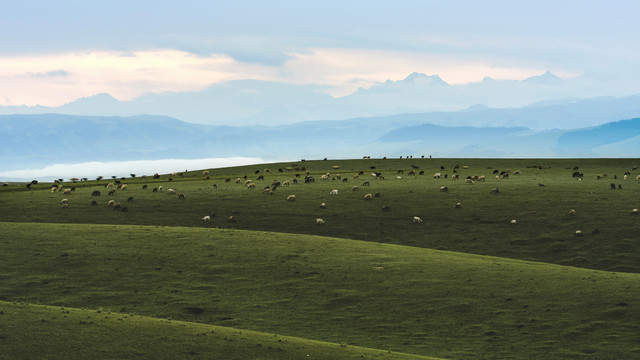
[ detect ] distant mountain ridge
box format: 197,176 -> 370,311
2,112 -> 640,171
1,72 -> 635,128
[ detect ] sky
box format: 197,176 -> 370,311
1,1 -> 639,107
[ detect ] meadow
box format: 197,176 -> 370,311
1,158 -> 639,359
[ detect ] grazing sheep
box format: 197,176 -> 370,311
465,179 -> 474,184
168,188 -> 176,195
127,197 -> 134,202
119,184 -> 128,190
439,186 -> 448,192
263,188 -> 273,194
490,187 -> 499,194
91,190 -> 101,196
113,202 -> 121,210
320,202 -> 326,209
539,183 -> 546,187
316,218 -> 326,225
631,209 -> 639,215
413,216 -> 423,223
63,189 -> 71,195
203,170 -> 209,175
636,175 -> 640,180
108,200 -> 115,207
202,215 -> 211,222
287,195 -> 296,201
510,219 -> 517,225
178,193 -> 185,199
374,192 -> 381,198
282,180 -> 291,186
569,209 -> 576,216
477,176 -> 486,182
152,188 -> 158,192
108,190 -> 116,196
352,186 -> 359,191
50,187 -> 57,193
60,199 -> 69,204
624,175 -> 628,180
61,203 -> 68,208
330,189 -> 338,195
142,185 -> 148,190
362,181 -> 370,186
433,172 -> 442,179
158,186 -> 163,191
91,200 -> 97,206
247,183 -> 256,189
575,230 -> 582,236
382,205 -> 391,211
455,202 -> 462,208
513,170 -> 521,175
364,193 -> 372,200
452,174 -> 459,180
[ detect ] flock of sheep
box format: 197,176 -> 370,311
41,161 -> 639,237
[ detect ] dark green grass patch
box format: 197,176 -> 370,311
0,301 -> 436,360
1,222 -> 640,359
1,158 -> 639,273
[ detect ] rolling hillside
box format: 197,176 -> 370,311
1,158 -> 640,359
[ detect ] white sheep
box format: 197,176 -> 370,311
455,202 -> 462,208
439,186 -> 448,192
636,175 -> 640,180
575,230 -> 582,236
167,188 -> 176,195
433,172 -> 441,178
631,209 -> 639,215
107,199 -> 115,207
203,170 -> 209,175
320,203 -> 326,209
364,193 -> 372,200
413,216 -> 423,223
244,180 -> 252,186
330,189 -> 338,196
352,186 -> 359,191
316,218 -> 325,225
569,209 -> 576,216
158,186 -> 163,191
510,219 -> 517,224
287,194 -> 296,201
282,180 -> 290,186
60,199 -> 69,204
247,183 -> 256,189
202,215 -> 211,222
465,179 -> 474,184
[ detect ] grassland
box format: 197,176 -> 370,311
1,158 -> 639,359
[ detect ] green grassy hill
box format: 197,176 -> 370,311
2,222 -> 640,359
1,301 -> 435,360
1,158 -> 639,359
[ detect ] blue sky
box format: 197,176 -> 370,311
1,1 -> 638,106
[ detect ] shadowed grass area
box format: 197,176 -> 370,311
1,158 -> 639,273
0,301 -> 437,360
1,222 -> 640,359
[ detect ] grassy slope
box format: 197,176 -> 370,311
0,301 -> 435,360
1,222 -> 640,359
1,158 -> 639,273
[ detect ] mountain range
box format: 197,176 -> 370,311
2,110 -> 640,173
2,72 -> 636,129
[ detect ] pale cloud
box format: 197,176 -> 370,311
0,47 -> 559,106
0,50 -> 269,106
281,48 -> 550,97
